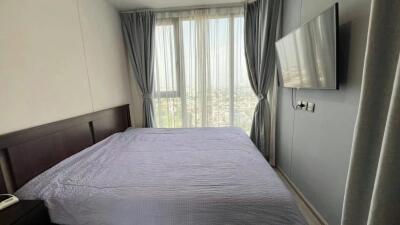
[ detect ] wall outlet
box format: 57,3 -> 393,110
296,101 -> 306,110
295,100 -> 315,112
307,102 -> 315,112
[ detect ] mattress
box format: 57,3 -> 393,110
16,127 -> 306,225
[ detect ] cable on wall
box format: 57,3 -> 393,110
289,0 -> 302,177
291,88 -> 297,110
289,88 -> 297,177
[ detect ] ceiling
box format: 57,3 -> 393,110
107,0 -> 244,11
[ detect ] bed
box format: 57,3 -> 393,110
0,105 -> 306,225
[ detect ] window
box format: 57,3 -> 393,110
153,9 -> 257,133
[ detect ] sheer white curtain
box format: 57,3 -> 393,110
153,7 -> 257,133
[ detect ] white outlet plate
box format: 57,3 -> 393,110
307,102 -> 315,112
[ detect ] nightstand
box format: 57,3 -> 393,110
0,200 -> 52,225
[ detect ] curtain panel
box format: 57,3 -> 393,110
152,7 -> 258,133
121,11 -> 156,128
341,0 -> 400,224
244,0 -> 281,162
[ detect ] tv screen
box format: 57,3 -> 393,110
276,3 -> 338,89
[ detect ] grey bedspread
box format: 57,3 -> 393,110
16,127 -> 306,225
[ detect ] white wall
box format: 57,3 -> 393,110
0,0 -> 132,135
276,0 -> 372,224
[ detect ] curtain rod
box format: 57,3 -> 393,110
120,2 -> 249,14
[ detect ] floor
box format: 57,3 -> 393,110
276,169 -> 324,225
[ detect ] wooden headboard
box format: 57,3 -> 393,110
0,105 -> 131,193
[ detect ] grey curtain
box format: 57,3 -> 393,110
341,0 -> 400,224
244,0 -> 281,161
121,11 -> 156,128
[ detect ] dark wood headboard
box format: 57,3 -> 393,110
0,105 -> 131,193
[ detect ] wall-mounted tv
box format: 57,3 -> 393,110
276,3 -> 338,89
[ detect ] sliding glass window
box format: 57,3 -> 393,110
153,8 -> 256,133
